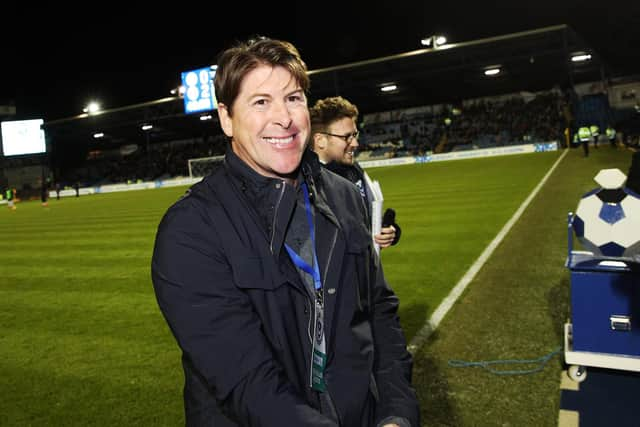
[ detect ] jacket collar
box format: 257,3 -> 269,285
224,146 -> 283,191
222,146 -> 340,237
301,149 -> 340,229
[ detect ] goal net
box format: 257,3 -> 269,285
187,155 -> 225,179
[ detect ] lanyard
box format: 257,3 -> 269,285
284,183 -> 322,292
285,183 -> 327,392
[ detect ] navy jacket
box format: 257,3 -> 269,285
151,149 -> 419,426
324,161 -> 401,246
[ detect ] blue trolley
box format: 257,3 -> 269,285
564,213 -> 640,382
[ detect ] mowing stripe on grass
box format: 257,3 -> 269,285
407,148 -> 569,353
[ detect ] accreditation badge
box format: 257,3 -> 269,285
310,298 -> 327,392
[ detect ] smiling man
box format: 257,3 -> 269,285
311,97 -> 402,250
151,37 -> 419,427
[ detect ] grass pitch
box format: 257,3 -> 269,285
0,146 -> 633,425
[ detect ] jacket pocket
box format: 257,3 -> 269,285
230,256 -> 276,290
344,222 -> 373,314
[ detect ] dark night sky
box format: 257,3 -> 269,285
3,1 -> 639,121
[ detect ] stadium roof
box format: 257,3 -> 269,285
42,24 -> 609,152
307,24 -> 608,114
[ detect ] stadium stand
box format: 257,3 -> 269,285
2,24 -> 634,193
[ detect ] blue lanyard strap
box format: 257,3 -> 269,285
285,183 -> 322,291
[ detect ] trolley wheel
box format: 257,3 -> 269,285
568,365 -> 587,383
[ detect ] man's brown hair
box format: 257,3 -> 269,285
309,96 -> 359,148
214,36 -> 309,116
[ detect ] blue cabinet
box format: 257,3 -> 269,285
568,252 -> 639,356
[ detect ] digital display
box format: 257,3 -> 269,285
1,119 -> 46,156
181,66 -> 218,114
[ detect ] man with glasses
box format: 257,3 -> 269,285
310,96 -> 401,249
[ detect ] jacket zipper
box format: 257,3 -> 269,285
302,195 -> 341,424
269,181 -> 286,254
322,228 -> 338,289
323,376 -> 342,426
322,228 -> 342,426
306,297 -> 313,344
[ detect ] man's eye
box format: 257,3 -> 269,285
254,99 -> 267,106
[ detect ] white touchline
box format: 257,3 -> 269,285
407,148 -> 570,354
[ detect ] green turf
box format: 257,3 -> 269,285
0,187 -> 188,426
367,151 -> 562,339
0,146 -> 634,425
410,146 -> 635,426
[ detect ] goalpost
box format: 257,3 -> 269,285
187,155 -> 225,179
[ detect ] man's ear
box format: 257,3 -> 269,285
312,133 -> 326,150
217,103 -> 233,138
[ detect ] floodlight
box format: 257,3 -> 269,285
571,53 -> 592,62
83,102 -> 101,114
421,34 -> 447,47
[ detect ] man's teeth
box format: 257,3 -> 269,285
264,136 -> 294,144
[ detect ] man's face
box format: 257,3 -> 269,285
218,65 -> 309,182
318,117 -> 359,165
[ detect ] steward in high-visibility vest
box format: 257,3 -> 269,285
5,188 -> 16,210
590,125 -> 600,148
578,127 -> 591,157
578,127 -> 591,141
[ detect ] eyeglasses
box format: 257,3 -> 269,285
318,131 -> 360,143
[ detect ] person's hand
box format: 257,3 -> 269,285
374,225 -> 396,249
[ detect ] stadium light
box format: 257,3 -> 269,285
380,84 -> 398,92
171,85 -> 186,96
141,124 -> 153,131
200,114 -> 213,121
83,102 -> 101,114
421,34 -> 447,48
571,53 -> 592,62
93,132 -> 104,139
484,66 -> 501,76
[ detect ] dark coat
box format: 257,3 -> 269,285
152,149 -> 418,427
324,161 -> 401,245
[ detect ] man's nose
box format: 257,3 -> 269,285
272,101 -> 292,128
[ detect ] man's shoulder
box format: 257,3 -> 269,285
320,167 -> 361,197
161,169 -> 229,227
318,168 -> 368,225
324,161 -> 363,183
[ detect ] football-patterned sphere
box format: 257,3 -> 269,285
573,168 -> 640,257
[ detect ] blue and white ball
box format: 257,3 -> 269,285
573,168 -> 640,257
